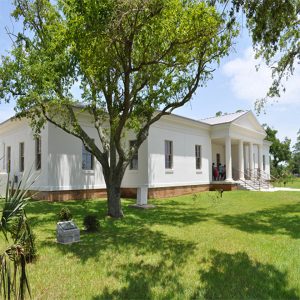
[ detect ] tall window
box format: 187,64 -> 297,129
263,155 -> 266,171
129,140 -> 138,170
19,142 -> 25,172
195,145 -> 202,169
35,137 -> 41,170
82,143 -> 93,170
2,144 -> 5,170
7,146 -> 11,173
165,140 -> 173,169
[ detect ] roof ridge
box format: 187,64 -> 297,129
201,110 -> 249,121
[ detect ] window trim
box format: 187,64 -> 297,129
195,144 -> 202,170
35,137 -> 41,170
19,142 -> 25,172
82,143 -> 94,171
165,140 -> 173,170
6,146 -> 11,173
129,140 -> 138,170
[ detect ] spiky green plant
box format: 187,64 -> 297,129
0,170 -> 37,299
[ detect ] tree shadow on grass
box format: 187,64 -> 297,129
27,198 -> 214,229
193,250 -> 298,299
40,220 -> 197,264
28,197 -> 214,263
91,259 -> 188,300
26,199 -> 108,228
125,205 -> 214,227
217,203 -> 300,239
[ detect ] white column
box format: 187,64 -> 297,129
258,144 -> 263,177
249,142 -> 254,178
225,136 -> 232,181
238,140 -> 245,180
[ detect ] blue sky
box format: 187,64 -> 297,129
0,1 -> 299,145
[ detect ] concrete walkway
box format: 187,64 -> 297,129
254,187 -> 300,192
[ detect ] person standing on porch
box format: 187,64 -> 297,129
213,163 -> 219,181
218,164 -> 224,181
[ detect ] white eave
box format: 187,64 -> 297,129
263,140 -> 273,146
200,111 -> 249,125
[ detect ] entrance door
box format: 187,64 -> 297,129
216,153 -> 220,166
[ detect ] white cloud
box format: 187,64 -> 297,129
222,47 -> 300,105
0,104 -> 16,123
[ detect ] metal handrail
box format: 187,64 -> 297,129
238,177 -> 260,191
247,168 -> 271,187
233,168 -> 260,184
233,167 -> 270,190
257,168 -> 278,182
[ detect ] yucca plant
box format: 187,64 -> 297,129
0,170 -> 37,299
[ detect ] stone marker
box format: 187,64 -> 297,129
57,221 -> 80,244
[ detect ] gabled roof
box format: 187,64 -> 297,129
200,111 -> 249,125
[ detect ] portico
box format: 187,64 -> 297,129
211,138 -> 265,181
203,111 -> 271,183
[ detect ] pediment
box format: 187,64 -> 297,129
233,111 -> 266,134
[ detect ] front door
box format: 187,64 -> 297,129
216,153 -> 220,166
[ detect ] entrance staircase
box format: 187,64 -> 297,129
234,169 -> 272,191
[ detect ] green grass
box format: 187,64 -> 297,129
273,177 -> 300,189
1,191 -> 300,299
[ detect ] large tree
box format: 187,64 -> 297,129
0,0 -> 237,218
290,129 -> 300,174
264,125 -> 291,170
231,0 -> 300,111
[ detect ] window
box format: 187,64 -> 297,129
82,143 -> 93,170
7,146 -> 11,173
35,137 -> 41,170
195,145 -> 202,169
165,140 -> 173,169
129,140 -> 138,170
19,142 -> 25,172
263,155 -> 266,171
216,153 -> 220,166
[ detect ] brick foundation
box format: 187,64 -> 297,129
31,188 -> 139,201
31,189 -> 107,201
31,183 -> 237,201
148,184 -> 210,198
121,188 -> 137,198
209,183 -> 238,191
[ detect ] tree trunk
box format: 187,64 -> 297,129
103,134 -> 127,218
107,179 -> 123,218
104,143 -> 125,218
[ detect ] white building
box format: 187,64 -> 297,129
0,110 -> 271,200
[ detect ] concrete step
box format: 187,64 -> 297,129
237,179 -> 271,191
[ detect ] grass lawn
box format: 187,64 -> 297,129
1,191 -> 300,299
273,177 -> 300,189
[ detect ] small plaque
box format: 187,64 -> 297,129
57,221 -> 80,244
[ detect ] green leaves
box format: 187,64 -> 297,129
0,170 -> 36,299
0,245 -> 31,300
231,0 -> 300,109
1,0 -> 237,130
0,0 -> 237,216
264,125 -> 291,169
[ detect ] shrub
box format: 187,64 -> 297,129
83,214 -> 100,232
58,207 -> 72,221
10,218 -> 38,262
0,169 -> 36,299
20,230 -> 37,263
